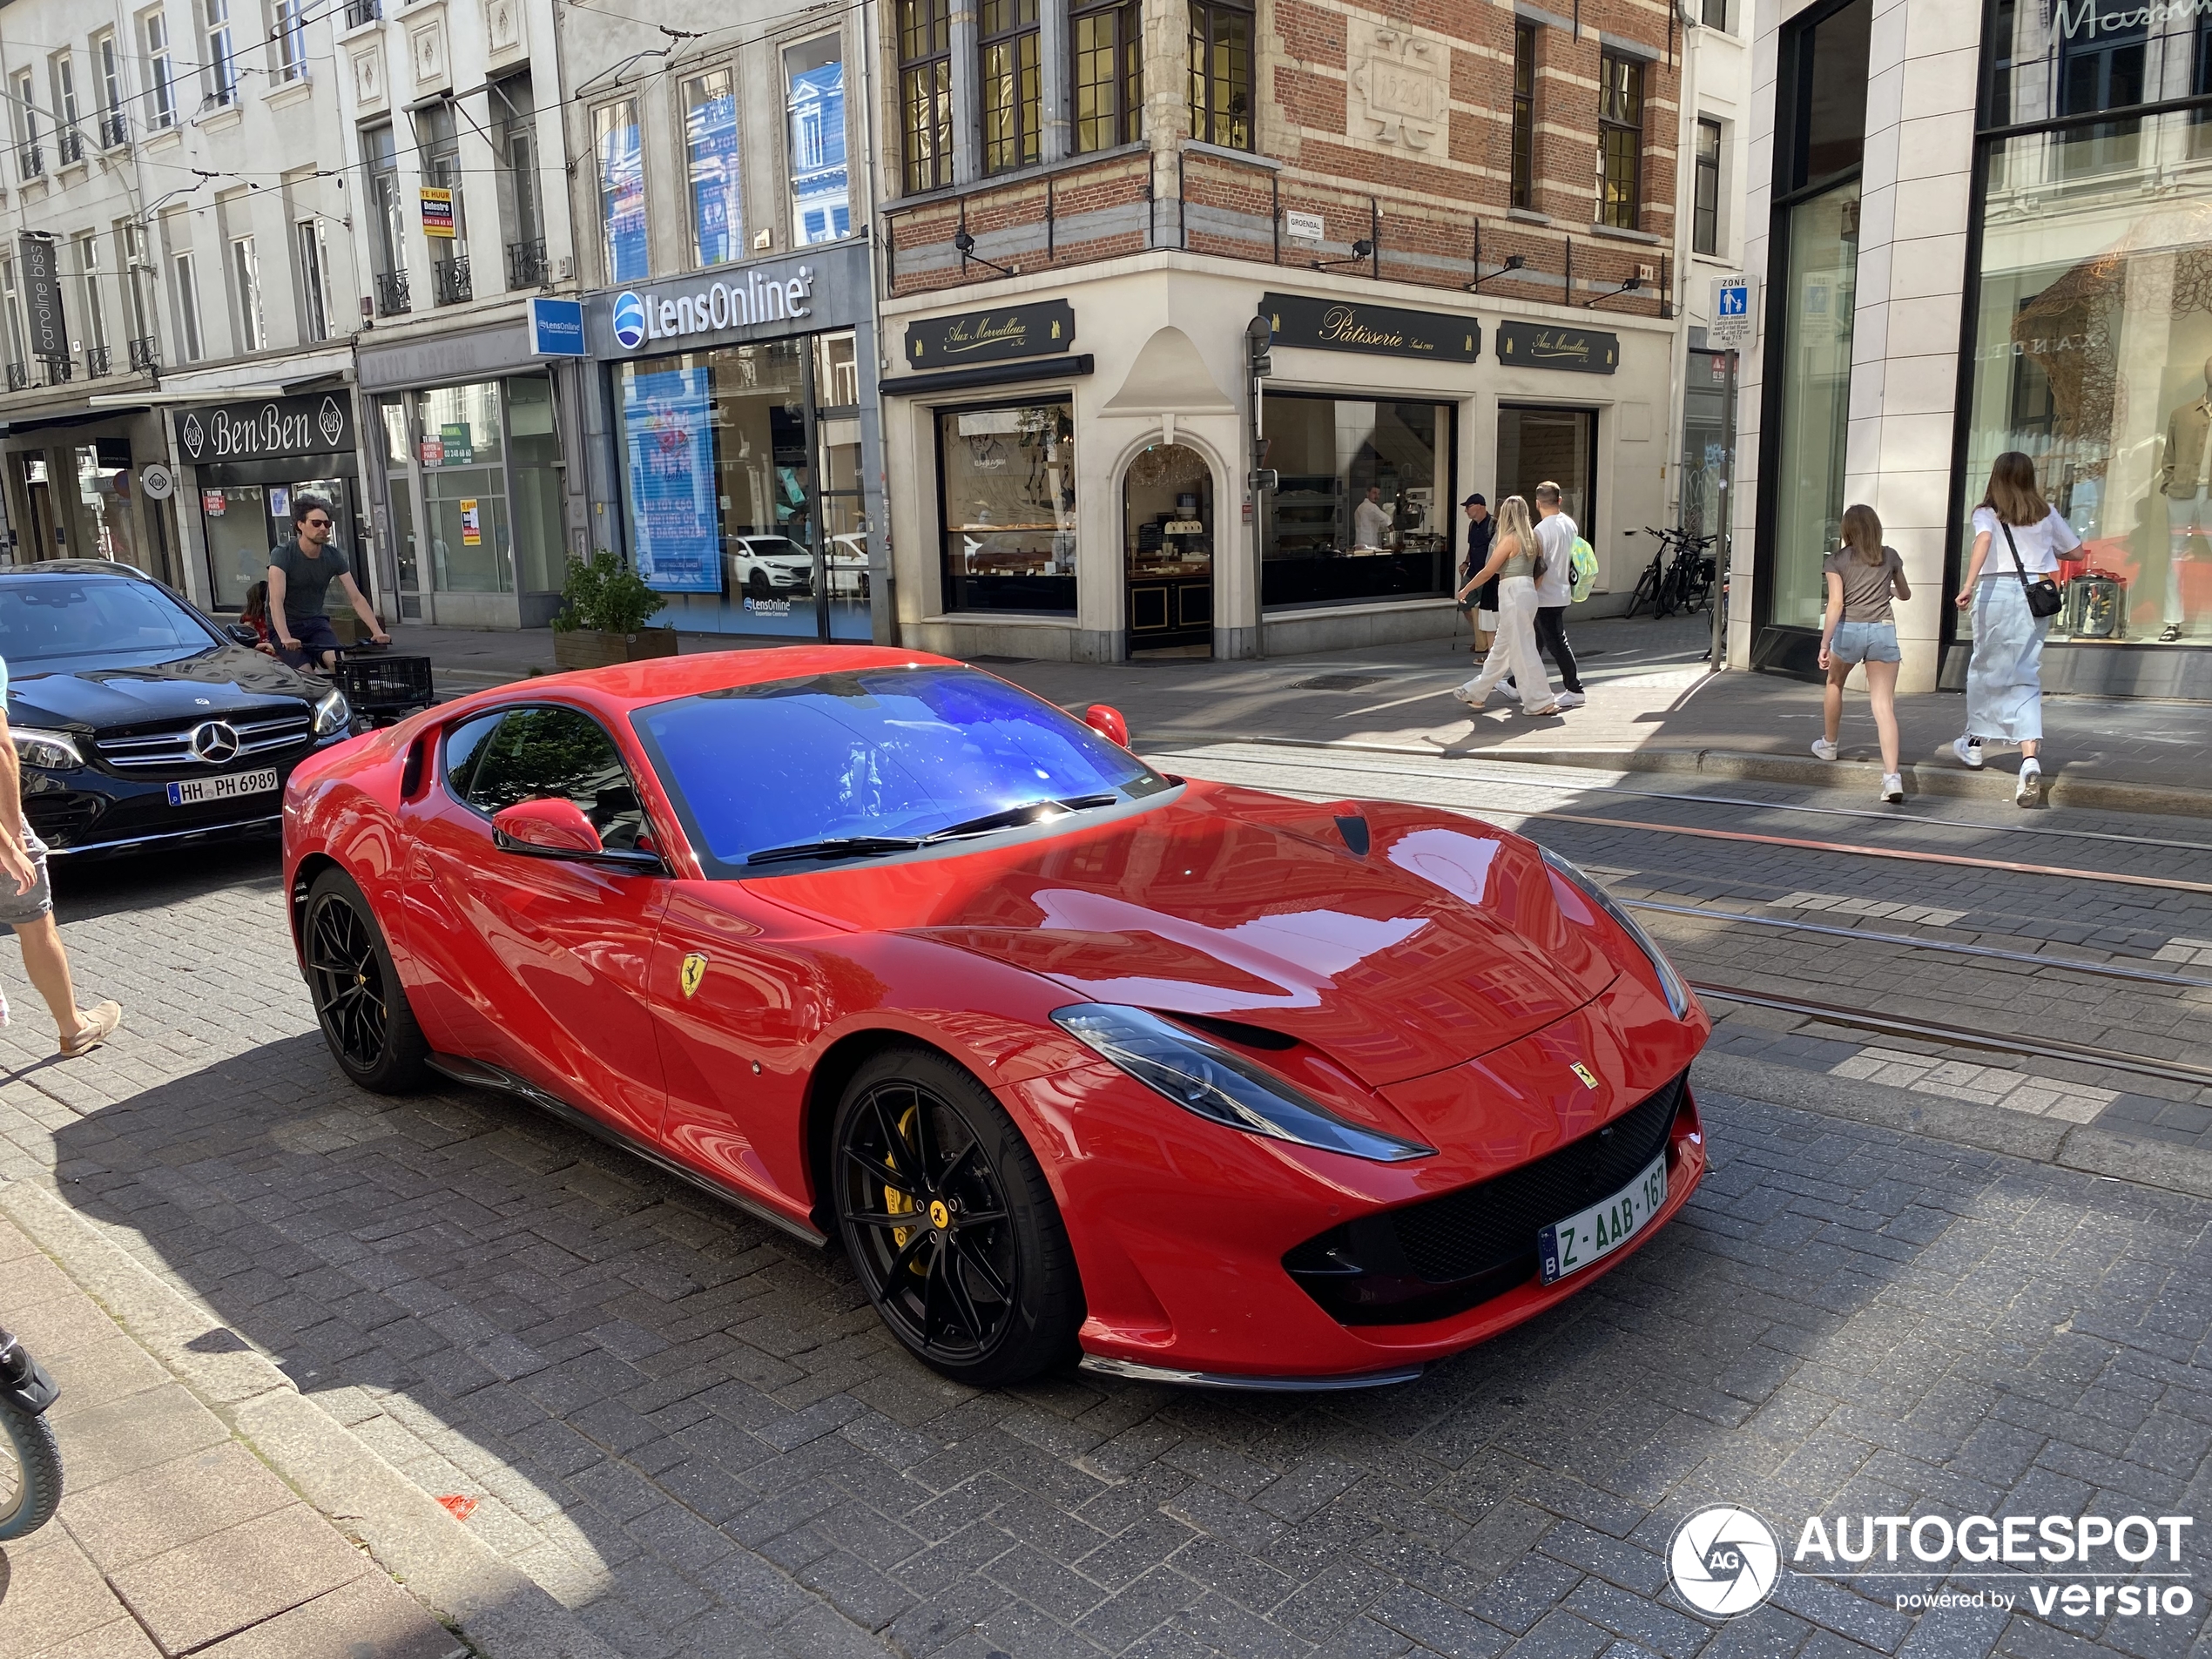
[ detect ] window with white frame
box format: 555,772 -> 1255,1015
297,219 -> 330,341
784,37 -> 849,245
117,220 -> 155,350
594,98 -> 645,283
52,52 -> 82,164
172,248 -> 203,362
10,71 -> 40,178
73,232 -> 108,362
142,8 -> 175,130
94,32 -> 126,148
231,234 -> 263,351
205,0 -> 236,107
275,0 -> 307,82
2,259 -> 27,370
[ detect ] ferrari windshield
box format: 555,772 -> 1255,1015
632,665 -> 1168,873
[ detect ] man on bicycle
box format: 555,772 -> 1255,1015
268,494 -> 388,674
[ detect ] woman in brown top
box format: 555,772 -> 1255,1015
1814,503 -> 1912,803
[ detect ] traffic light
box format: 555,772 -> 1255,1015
1245,314 -> 1273,380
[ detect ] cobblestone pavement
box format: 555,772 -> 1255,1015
3,827 -> 2210,1659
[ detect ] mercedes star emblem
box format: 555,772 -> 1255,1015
187,720 -> 241,765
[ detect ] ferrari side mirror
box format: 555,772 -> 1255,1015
1083,704 -> 1130,747
493,798 -> 605,855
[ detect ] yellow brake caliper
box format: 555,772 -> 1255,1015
886,1106 -> 927,1274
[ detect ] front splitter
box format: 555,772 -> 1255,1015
1078,1354 -> 1422,1391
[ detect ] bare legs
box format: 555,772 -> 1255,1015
1825,658 -> 1903,776
12,915 -> 89,1042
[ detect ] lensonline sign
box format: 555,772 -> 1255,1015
596,264 -> 818,354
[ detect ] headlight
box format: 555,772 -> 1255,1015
1051,1003 -> 1433,1163
10,727 -> 84,770
312,689 -> 351,736
1541,847 -> 1698,1021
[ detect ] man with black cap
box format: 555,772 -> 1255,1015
1461,494 -> 1497,657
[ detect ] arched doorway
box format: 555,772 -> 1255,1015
1123,442 -> 1213,655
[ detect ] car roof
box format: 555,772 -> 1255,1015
447,644 -> 971,716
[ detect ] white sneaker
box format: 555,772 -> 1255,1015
1811,738 -> 1838,762
1554,691 -> 1587,709
1880,772 -> 1904,804
1952,736 -> 1984,769
1451,683 -> 1481,707
2016,761 -> 2042,806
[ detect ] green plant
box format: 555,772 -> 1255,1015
551,550 -> 667,634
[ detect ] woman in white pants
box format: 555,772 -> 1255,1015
1453,496 -> 1559,716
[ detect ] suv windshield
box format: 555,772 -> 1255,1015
0,577 -> 220,662
632,664 -> 1169,873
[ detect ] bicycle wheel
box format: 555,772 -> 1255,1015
0,1397 -> 63,1541
1627,564 -> 1661,618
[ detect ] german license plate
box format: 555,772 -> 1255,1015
1539,1152 -> 1668,1285
166,767 -> 278,806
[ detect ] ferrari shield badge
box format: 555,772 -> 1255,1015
679,953 -> 710,998
1570,1062 -> 1599,1089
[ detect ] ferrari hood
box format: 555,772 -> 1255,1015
749,782 -> 1614,1086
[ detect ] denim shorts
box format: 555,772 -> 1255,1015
1830,620 -> 1901,664
0,821 -> 53,927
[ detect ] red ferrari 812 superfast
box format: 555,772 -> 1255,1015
283,649 -> 1709,1389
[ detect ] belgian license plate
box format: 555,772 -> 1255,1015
1539,1152 -> 1668,1285
166,768 -> 278,806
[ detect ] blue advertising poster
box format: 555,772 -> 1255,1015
624,367 -> 720,593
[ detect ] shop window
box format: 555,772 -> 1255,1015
938,401 -> 1076,614
1259,393 -> 1453,610
899,0 -> 953,193
1188,1 -> 1252,151
1964,17 -> 2212,647
594,98 -> 646,283
981,0 -> 1041,175
1496,407 -> 1595,536
1693,119 -> 1722,256
507,374 -> 564,594
1763,0 -> 1869,634
419,382 -> 510,594
1073,0 -> 1140,153
1597,54 -> 1644,231
785,37 -> 850,244
1510,24 -> 1535,212
75,443 -> 142,569
683,69 -> 742,267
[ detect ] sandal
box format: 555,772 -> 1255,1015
59,1001 -> 122,1058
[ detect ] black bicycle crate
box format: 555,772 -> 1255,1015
334,654 -> 435,712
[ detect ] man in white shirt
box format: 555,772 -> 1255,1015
1352,486 -> 1392,551
1531,482 -> 1587,707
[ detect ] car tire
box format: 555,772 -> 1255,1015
833,1047 -> 1082,1387
303,867 -> 430,1095
748,570 -> 772,600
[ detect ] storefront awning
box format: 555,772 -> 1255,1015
85,346 -> 356,408
0,405 -> 151,437
880,354 -> 1095,399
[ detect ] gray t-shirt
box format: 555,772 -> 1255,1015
270,537 -> 351,623
1822,544 -> 1905,624
1534,512 -> 1576,606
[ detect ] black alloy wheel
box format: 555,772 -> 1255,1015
748,569 -> 773,599
303,868 -> 428,1094
833,1049 -> 1082,1386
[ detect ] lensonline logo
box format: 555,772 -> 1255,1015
611,291 -> 648,350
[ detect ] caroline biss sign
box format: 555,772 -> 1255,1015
174,393 -> 354,464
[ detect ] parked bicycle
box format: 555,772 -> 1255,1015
1624,527 -> 1717,618
0,1322 -> 62,1541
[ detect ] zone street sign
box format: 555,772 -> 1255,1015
1710,275 -> 1756,348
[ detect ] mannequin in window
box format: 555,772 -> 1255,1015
2155,354 -> 2212,642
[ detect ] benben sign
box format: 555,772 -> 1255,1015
175,393 -> 354,464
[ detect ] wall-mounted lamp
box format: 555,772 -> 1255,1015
1583,273 -> 1642,308
954,230 -> 1015,280
1467,254 -> 1526,293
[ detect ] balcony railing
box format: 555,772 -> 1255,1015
128,334 -> 158,373
40,356 -> 71,386
55,128 -> 83,165
4,363 -> 26,392
16,142 -> 43,179
430,256 -> 472,307
374,269 -> 410,317
343,0 -> 381,25
506,238 -> 549,290
85,345 -> 111,379
98,111 -> 129,150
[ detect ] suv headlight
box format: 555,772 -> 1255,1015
1052,1003 -> 1433,1163
312,689 -> 350,736
1542,847 -> 1697,1021
10,727 -> 84,771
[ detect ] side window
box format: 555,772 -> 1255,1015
443,711 -> 504,800
461,706 -> 648,851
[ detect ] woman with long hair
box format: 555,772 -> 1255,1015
1954,451 -> 2078,805
1812,504 -> 1911,803
239,581 -> 278,656
1452,496 -> 1560,717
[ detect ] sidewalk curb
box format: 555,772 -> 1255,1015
1693,1053 -> 2212,1200
0,1179 -> 623,1659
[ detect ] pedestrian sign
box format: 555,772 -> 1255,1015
1710,275 -> 1756,348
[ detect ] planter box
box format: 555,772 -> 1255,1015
553,628 -> 680,671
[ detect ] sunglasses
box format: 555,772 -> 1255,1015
303,517 -> 332,529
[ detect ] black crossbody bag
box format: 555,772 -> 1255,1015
2000,520 -> 2065,618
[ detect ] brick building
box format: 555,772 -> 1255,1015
872,0 -> 1706,661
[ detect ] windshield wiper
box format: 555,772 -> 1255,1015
744,835 -> 924,867
921,792 -> 1122,844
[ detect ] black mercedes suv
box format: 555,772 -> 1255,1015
1,562 -> 353,856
